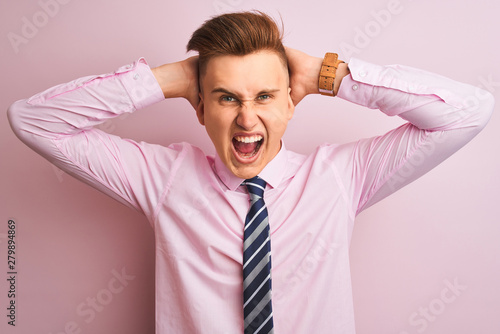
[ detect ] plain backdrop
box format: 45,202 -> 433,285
1,0 -> 499,333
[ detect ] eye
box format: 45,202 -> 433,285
220,95 -> 237,103
257,94 -> 271,101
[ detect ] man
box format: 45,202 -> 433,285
8,11 -> 494,334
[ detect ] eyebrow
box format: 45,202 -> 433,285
210,87 -> 280,96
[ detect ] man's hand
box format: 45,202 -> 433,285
286,47 -> 350,105
286,47 -> 323,105
152,56 -> 200,110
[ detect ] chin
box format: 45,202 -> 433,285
232,169 -> 258,180
230,164 -> 264,180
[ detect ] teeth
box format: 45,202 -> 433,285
234,135 -> 263,143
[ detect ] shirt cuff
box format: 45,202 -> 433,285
117,58 -> 165,111
336,69 -> 375,108
339,57 -> 473,110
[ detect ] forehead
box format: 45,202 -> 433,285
202,51 -> 288,93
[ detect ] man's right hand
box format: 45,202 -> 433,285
152,56 -> 200,110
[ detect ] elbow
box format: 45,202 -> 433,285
472,88 -> 495,130
7,99 -> 29,143
453,87 -> 495,134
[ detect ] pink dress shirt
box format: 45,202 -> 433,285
7,57 -> 494,333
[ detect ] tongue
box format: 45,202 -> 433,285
234,140 -> 258,154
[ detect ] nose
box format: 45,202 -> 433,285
236,103 -> 259,130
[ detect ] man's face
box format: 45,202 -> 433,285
197,51 -> 294,179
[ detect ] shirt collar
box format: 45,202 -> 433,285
214,141 -> 289,191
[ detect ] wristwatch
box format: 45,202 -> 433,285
319,53 -> 344,96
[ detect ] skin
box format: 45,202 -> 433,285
197,51 -> 294,179
152,47 -> 350,179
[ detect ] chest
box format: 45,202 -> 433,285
155,169 -> 352,273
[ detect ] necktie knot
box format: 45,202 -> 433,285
244,176 -> 266,199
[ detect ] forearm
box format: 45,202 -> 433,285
337,58 -> 494,132
8,58 -> 164,144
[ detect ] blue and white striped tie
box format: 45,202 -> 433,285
242,176 -> 274,334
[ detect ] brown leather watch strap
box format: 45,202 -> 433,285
319,53 -> 344,96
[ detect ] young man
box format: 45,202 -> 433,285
8,11 -> 494,334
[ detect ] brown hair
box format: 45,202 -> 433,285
187,11 -> 287,76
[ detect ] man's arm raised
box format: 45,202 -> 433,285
7,57 -> 195,219
285,47 -> 494,214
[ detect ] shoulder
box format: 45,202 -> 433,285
152,141 -> 211,165
121,140 -> 212,176
163,142 -> 214,172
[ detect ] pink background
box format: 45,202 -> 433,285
1,0 -> 499,333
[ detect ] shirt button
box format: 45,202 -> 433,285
352,84 -> 359,91
359,71 -> 367,77
133,74 -> 140,80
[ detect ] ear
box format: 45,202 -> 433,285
286,87 -> 295,120
196,92 -> 205,126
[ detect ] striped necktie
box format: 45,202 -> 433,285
242,176 -> 274,334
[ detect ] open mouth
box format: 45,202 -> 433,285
232,134 -> 264,161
